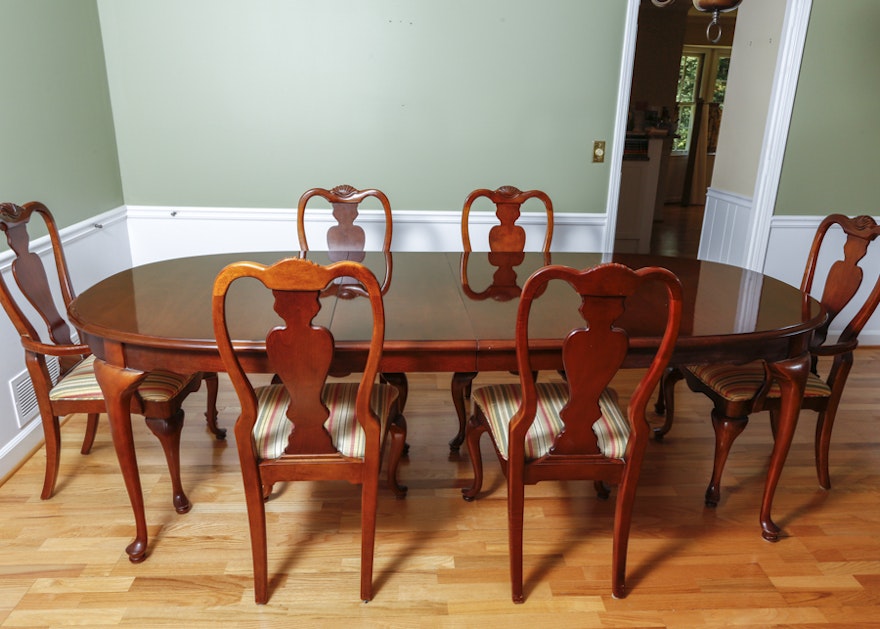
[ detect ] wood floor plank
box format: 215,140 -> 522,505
1,351 -> 880,626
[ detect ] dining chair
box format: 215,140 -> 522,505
297,184 -> 406,408
212,256 -> 407,604
654,214 -> 880,506
297,184 -> 393,254
0,201 -> 222,502
461,262 -> 683,602
451,185 -> 554,451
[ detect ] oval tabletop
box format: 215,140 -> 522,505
68,251 -> 825,374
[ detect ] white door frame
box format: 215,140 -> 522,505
606,0 -> 812,272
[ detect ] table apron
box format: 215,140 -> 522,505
81,331 -> 814,377
475,332 -> 814,372
82,336 -> 479,376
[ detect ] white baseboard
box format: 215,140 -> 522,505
0,419 -> 45,484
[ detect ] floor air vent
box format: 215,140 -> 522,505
10,357 -> 60,429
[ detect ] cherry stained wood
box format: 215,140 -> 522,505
213,257 -> 407,603
0,201 -> 221,507
460,185 -> 554,254
67,250 -> 824,562
451,187 -> 555,451
658,214 -> 880,507
462,263 -> 683,602
296,184 -> 406,407
297,184 -> 393,255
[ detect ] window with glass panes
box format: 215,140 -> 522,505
673,48 -> 730,154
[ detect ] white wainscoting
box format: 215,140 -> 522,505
125,205 -> 608,265
698,187 -> 754,267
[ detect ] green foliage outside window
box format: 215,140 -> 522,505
673,55 -> 700,152
713,56 -> 730,103
676,55 -> 700,102
673,52 -> 729,153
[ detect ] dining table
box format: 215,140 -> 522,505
67,250 -> 825,562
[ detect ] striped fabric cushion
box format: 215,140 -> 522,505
48,355 -> 195,403
687,362 -> 832,402
471,382 -> 630,461
252,382 -> 398,460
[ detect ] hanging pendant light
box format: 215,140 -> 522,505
650,0 -> 742,43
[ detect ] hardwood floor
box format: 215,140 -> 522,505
650,203 -> 705,258
2,354 -> 880,627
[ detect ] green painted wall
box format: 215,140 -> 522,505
0,0 -> 122,235
3,1 -> 878,230
96,0 -> 626,213
775,0 -> 880,215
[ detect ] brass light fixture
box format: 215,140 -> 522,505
651,0 -> 742,43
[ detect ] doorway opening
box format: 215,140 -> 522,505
669,46 -> 731,207
615,1 -> 737,257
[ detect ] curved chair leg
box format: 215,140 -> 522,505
705,409 -> 749,507
813,358 -> 849,491
653,366 -> 684,441
40,413 -> 63,500
461,414 -> 488,502
814,394 -> 844,491
144,409 -> 191,514
387,415 -> 408,499
814,408 -> 832,490
380,372 -> 408,412
201,372 -> 226,439
653,366 -> 673,414
81,412 -> 101,454
768,407 -> 780,441
450,371 -> 477,452
380,372 -> 410,456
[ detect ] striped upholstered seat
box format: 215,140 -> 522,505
252,382 -> 399,460
654,216 -> 880,509
213,257 -> 407,604
687,362 -> 832,402
48,355 -> 199,403
461,263 -> 683,603
471,382 -> 630,461
1,202 -> 218,503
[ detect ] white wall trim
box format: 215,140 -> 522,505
0,419 -> 45,481
603,0 -> 641,253
766,213 -> 824,231
0,207 -> 125,269
124,205 -> 608,265
744,0 -> 813,273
